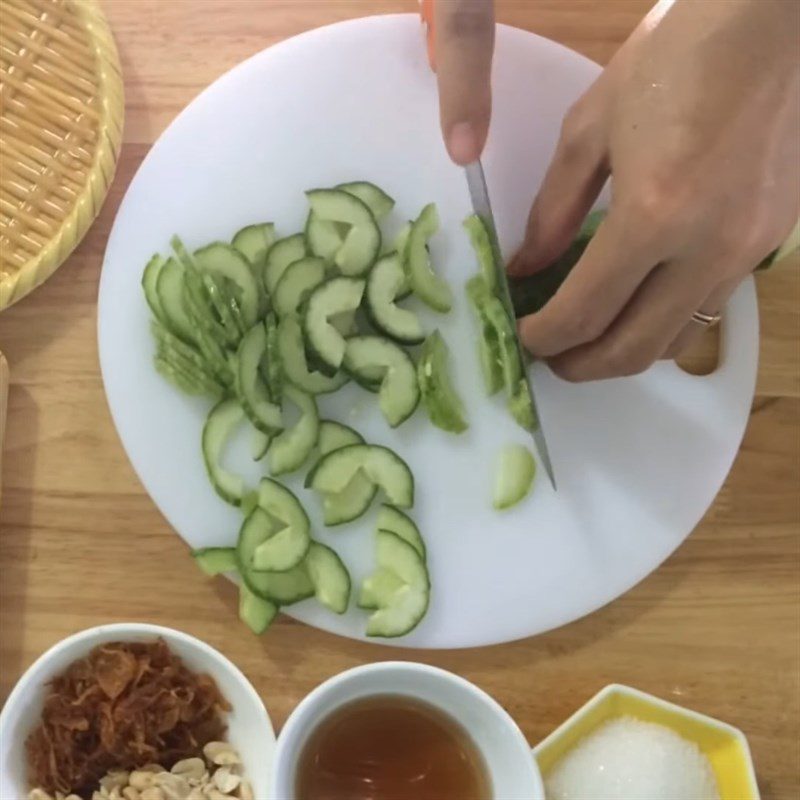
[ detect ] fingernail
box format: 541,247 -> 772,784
447,122 -> 479,165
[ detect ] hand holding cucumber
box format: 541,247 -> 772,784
429,0 -> 799,381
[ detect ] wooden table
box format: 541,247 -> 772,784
2,1 -> 798,796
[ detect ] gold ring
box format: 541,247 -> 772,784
691,310 -> 722,328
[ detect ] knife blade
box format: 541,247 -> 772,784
464,160 -> 557,489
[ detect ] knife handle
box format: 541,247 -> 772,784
420,0 -> 436,71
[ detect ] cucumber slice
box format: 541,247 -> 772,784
202,399 -> 246,505
263,312 -> 283,403
365,253 -> 425,345
193,242 -> 260,328
232,223 -> 276,271
156,257 -> 195,343
304,277 -> 366,373
318,420 -> 364,455
193,324 -> 235,387
277,315 -> 349,395
246,561 -> 315,605
273,256 -> 327,317
508,378 -> 537,432
306,542 -> 351,614
392,222 -> 413,298
192,547 -> 237,576
241,490 -> 259,518
358,567 -> 405,610
336,181 -> 395,220
251,478 -> 311,571
152,321 -> 225,397
417,331 -> 468,434
365,530 -> 430,638
376,505 -> 426,560
465,275 -> 503,395
307,444 -> 413,508
343,336 -> 419,427
183,268 -> 238,349
142,254 -> 166,322
252,429 -> 272,461
306,214 -> 345,262
493,444 -> 536,510
239,583 -> 278,634
407,203 -> 452,312
322,470 -> 377,526
306,189 -> 381,276
236,324 -> 283,434
268,385 -> 319,475
463,214 -> 497,293
264,233 -> 307,295
330,309 -> 359,337
202,272 -> 245,339
484,295 -> 522,395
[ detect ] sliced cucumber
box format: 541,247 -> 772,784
263,312 -> 283,403
193,242 -> 260,328
193,324 -> 235,387
493,444 -> 536,510
264,233 -> 307,295
322,470 -> 377,526
376,504 -> 426,560
239,583 -> 278,634
246,561 -> 315,605
343,336 -> 419,427
183,267 -> 238,349
142,254 -> 166,322
236,324 -> 283,434
201,272 -> 245,339
306,214 -> 345,262
407,203 -> 452,312
393,222 -> 413,298
152,321 -> 225,397
307,444 -> 413,508
365,530 -> 430,638
277,315 -> 349,395
306,189 -> 381,276
318,420 -> 364,455
365,253 -> 424,345
192,547 -> 237,576
268,385 -> 319,475
273,256 -> 327,317
252,429 -> 272,461
358,567 -> 405,610
508,378 -> 537,432
251,478 -> 311,571
232,223 -> 276,272
306,542 -> 351,614
241,490 -> 259,518
463,214 -> 497,293
417,331 -> 468,434
304,277 -> 366,374
465,275 -> 503,395
484,295 -> 522,395
202,399 -> 246,505
156,257 -> 195,343
336,181 -> 395,220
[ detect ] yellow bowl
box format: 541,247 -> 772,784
533,684 -> 759,800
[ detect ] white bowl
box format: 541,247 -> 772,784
271,661 -> 544,799
0,623 -> 275,799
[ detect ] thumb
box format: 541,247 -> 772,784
508,104 -> 609,276
433,0 -> 495,166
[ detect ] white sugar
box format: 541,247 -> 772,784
545,716 -> 720,800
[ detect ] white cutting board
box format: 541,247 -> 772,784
98,15 -> 758,649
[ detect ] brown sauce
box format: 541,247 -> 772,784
295,694 -> 492,800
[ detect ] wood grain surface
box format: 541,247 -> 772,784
1,1 -> 798,796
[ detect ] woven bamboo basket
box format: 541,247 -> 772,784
0,0 -> 124,310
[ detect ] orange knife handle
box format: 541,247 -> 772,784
420,0 -> 436,71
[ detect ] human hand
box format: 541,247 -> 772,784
511,0 -> 800,381
427,0 -> 495,165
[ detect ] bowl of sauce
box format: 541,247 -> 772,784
272,661 -> 542,800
